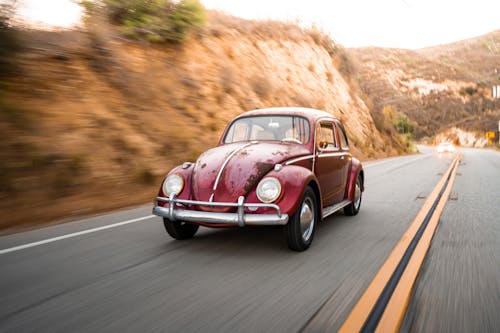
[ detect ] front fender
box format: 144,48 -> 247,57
346,158 -> 364,202
157,163 -> 195,201
245,165 -> 320,217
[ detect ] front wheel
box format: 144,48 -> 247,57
163,218 -> 199,240
344,174 -> 362,216
285,186 -> 318,251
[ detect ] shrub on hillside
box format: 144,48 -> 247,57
394,112 -> 415,136
373,106 -> 415,152
102,0 -> 206,43
459,86 -> 477,96
373,105 -> 397,134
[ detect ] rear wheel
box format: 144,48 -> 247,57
285,186 -> 317,251
344,174 -> 362,216
163,218 -> 199,240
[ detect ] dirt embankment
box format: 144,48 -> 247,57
0,12 -> 402,233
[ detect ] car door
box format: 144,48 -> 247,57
314,120 -> 346,206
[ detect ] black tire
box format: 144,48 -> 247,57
285,186 -> 318,251
344,174 -> 362,216
163,218 -> 199,240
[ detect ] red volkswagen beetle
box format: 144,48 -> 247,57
153,107 -> 364,251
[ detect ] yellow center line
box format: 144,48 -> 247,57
375,155 -> 460,332
339,155 -> 461,333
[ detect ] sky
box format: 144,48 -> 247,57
14,0 -> 500,49
202,0 -> 500,49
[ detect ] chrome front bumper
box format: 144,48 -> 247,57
152,194 -> 289,227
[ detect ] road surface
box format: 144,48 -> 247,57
0,147 -> 498,332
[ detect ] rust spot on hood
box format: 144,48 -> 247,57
244,161 -> 274,193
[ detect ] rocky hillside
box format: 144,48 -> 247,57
0,12 -> 401,232
349,31 -> 500,143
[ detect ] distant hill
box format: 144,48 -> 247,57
418,30 -> 500,85
349,31 -> 500,140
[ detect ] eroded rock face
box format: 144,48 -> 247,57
436,127 -> 488,148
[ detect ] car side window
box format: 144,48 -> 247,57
317,122 -> 337,150
337,122 -> 349,149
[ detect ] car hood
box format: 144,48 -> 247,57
191,142 -> 310,210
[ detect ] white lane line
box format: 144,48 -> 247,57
0,215 -> 156,255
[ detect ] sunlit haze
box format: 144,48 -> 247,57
202,0 -> 500,49
15,0 -> 500,48
16,0 -> 83,29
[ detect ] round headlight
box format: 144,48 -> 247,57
163,174 -> 184,196
256,177 -> 281,203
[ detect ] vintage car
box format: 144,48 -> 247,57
436,142 -> 455,153
153,107 -> 364,251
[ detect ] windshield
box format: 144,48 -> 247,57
223,116 -> 310,144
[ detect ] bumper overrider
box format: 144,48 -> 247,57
153,194 -> 289,227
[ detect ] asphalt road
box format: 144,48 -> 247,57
0,147 -> 498,332
401,148 -> 500,332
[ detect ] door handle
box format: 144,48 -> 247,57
340,156 -> 345,160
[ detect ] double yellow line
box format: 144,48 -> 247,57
339,154 -> 462,333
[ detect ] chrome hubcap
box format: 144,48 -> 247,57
300,197 -> 315,242
354,178 -> 362,210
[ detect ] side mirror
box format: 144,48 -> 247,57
317,140 -> 328,150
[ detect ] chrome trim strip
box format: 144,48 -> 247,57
153,195 -> 288,226
213,142 -> 253,191
321,199 -> 351,219
317,152 -> 350,158
285,155 -> 314,166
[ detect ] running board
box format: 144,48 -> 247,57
322,199 -> 352,219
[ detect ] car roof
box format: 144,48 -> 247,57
235,107 -> 338,123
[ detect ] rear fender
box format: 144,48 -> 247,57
346,158 -> 364,202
